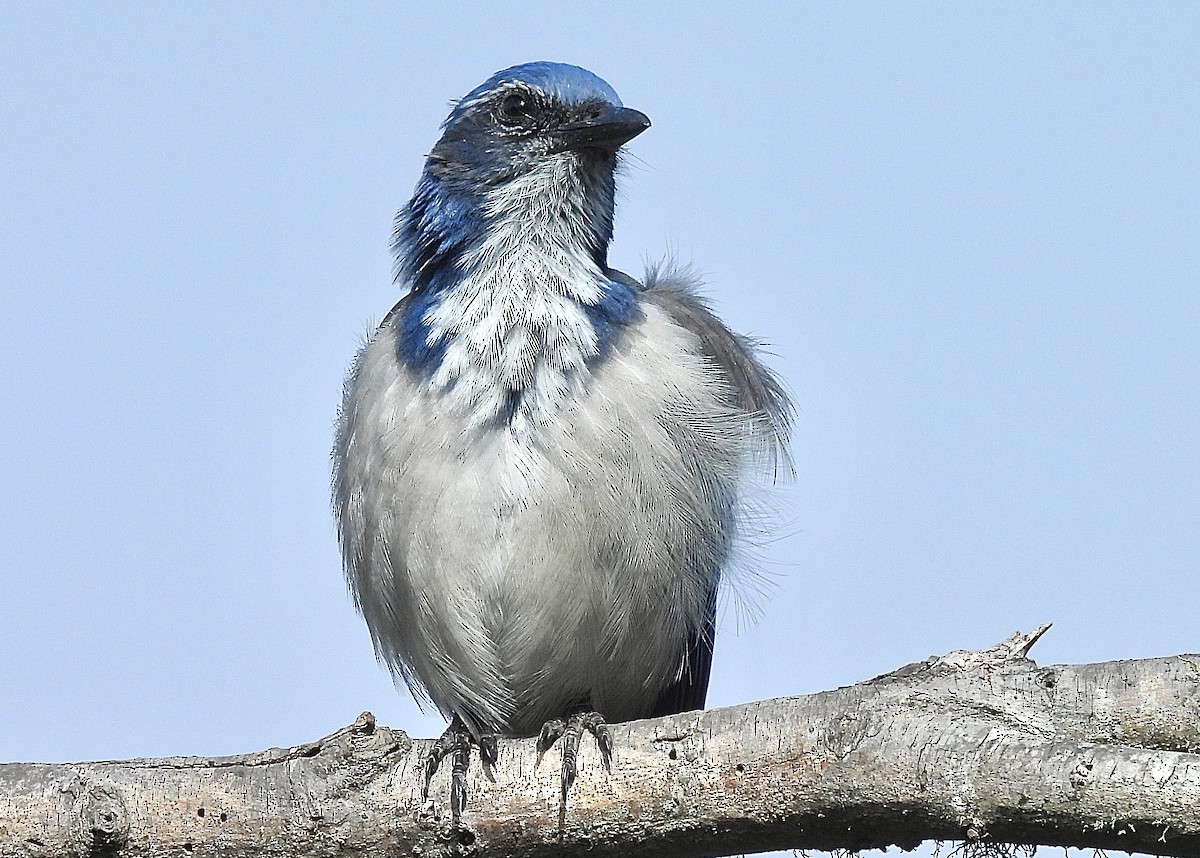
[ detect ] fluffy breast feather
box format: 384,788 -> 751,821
332,288 -> 783,736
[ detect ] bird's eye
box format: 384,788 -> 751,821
499,92 -> 534,124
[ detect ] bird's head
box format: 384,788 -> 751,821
425,61 -> 650,186
395,63 -> 650,290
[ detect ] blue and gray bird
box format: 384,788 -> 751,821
332,62 -> 791,814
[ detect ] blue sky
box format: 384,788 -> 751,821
2,4 -> 1197,855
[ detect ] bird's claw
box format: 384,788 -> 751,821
478,731 -> 499,767
537,710 -> 612,801
424,718 -> 496,821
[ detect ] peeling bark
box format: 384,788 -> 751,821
2,629 -> 1198,858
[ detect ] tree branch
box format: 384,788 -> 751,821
3,628 -> 1198,857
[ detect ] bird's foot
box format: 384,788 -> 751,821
536,710 -> 613,802
423,716 -> 497,821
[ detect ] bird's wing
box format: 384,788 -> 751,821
647,580 -> 719,716
617,263 -> 793,716
631,263 -> 793,464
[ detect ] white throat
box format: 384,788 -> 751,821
421,158 -> 610,437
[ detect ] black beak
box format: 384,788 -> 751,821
555,105 -> 651,153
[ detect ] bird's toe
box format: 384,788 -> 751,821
537,710 -> 613,802
424,716 -> 487,821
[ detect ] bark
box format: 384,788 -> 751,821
2,627 -> 1198,858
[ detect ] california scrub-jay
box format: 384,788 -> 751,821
332,61 -> 791,815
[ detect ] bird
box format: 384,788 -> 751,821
332,61 -> 791,818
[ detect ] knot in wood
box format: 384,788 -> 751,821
819,711 -> 881,759
70,781 -> 128,857
1068,757 -> 1094,796
351,710 -> 377,734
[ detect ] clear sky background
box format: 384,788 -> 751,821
2,4 -> 1197,857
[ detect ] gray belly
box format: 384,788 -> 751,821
394,430 -> 696,736
337,299 -> 745,738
